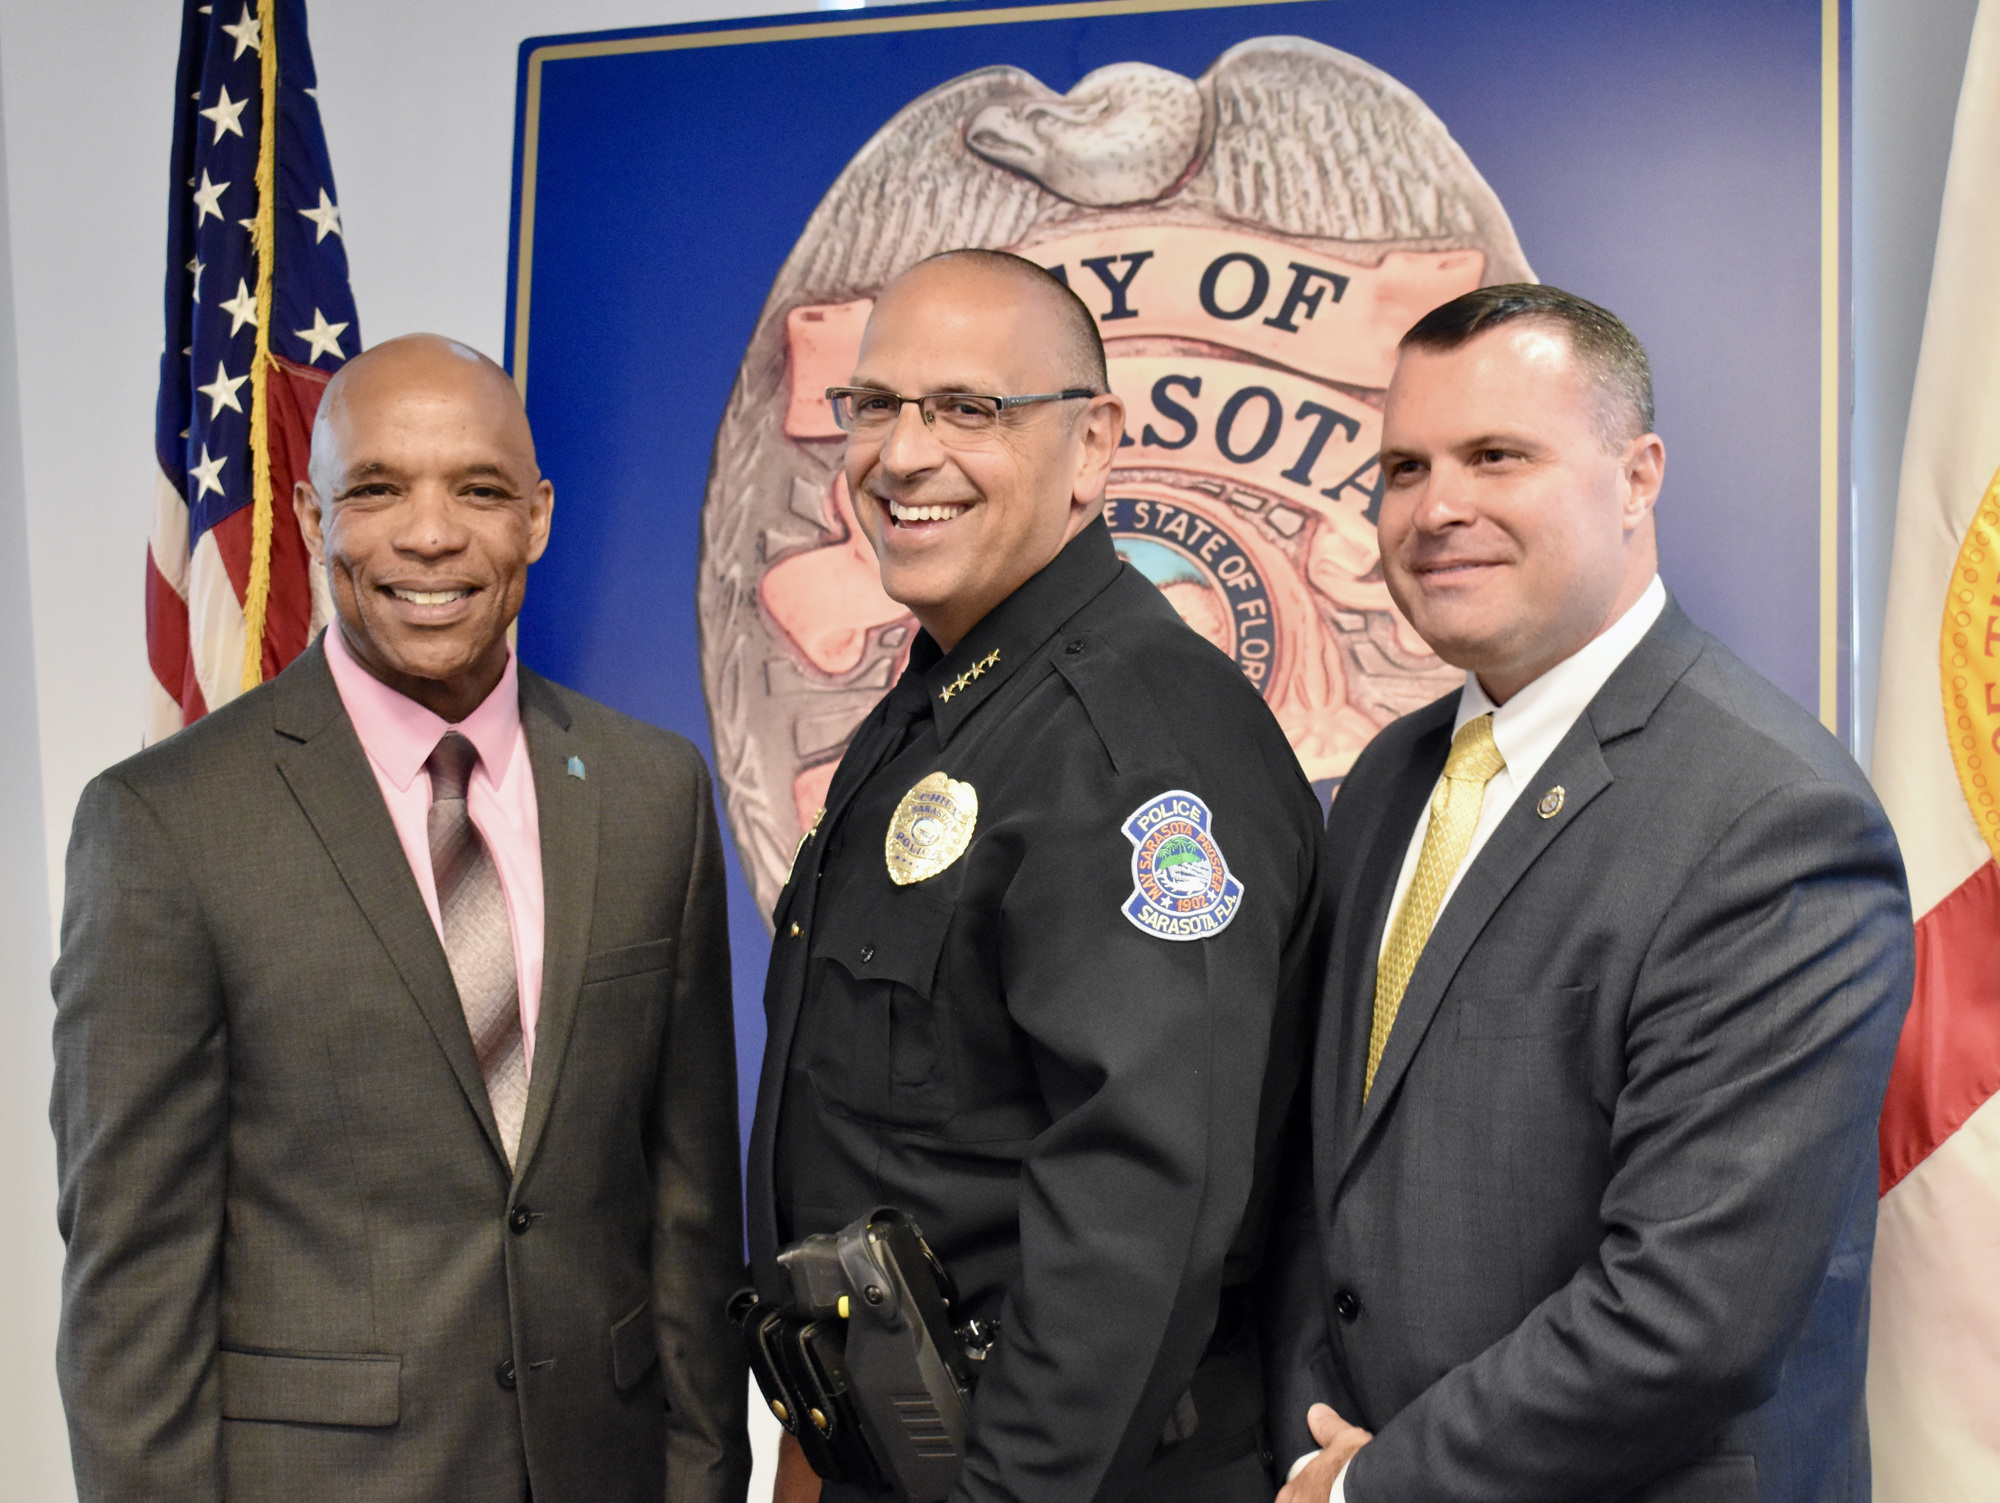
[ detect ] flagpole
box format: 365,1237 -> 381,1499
240,3 -> 280,692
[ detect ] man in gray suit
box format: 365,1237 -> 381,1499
1272,286 -> 1913,1503
51,335 -> 749,1502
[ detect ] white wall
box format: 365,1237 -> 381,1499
0,46 -> 63,1503
0,0 -> 1981,1493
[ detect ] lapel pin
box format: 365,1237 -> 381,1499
566,756 -> 586,780
1537,785 -> 1564,819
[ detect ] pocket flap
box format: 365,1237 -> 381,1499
583,935 -> 677,985
810,894 -> 953,994
219,1348 -> 400,1427
1456,984 -> 1594,1039
611,1301 -> 659,1391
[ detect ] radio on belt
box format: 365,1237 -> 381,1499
730,1207 -> 997,1502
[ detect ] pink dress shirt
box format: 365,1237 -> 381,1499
324,625 -> 546,1073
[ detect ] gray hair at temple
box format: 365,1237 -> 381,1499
1401,283 -> 1656,449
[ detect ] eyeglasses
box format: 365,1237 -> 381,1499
825,386 -> 1098,436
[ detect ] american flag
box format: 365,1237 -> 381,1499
147,0 -> 359,739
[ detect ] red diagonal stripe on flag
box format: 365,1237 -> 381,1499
1880,860 -> 2000,1194
145,544 -> 196,719
259,352 -> 332,678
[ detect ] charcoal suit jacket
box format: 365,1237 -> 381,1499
1268,598 -> 1914,1503
50,638 -> 750,1503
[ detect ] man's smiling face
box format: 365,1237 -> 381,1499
1375,319 -> 1661,702
843,257 -> 1121,651
296,335 -> 554,721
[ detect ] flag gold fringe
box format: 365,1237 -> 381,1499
240,4 -> 280,692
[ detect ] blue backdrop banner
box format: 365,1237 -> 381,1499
506,0 -> 1844,1149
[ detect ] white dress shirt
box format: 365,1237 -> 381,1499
1295,575 -> 1666,1499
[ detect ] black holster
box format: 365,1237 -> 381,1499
730,1208 -> 995,1503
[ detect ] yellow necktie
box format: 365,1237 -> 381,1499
1366,713 -> 1506,1099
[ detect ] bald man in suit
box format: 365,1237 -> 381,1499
51,335 -> 749,1502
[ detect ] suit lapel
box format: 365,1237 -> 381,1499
1337,728 -> 1614,1184
271,642 -> 505,1159
511,668 -> 597,1178
1333,596 -> 1710,1190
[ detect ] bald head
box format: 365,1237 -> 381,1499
892,250 -> 1108,395
842,248 -> 1126,651
309,333 -> 534,498
295,332 -> 554,722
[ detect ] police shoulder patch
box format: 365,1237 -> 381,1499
1120,790 -> 1244,941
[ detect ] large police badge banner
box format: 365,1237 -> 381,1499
713,33 -> 1526,917
506,0 -> 1843,1131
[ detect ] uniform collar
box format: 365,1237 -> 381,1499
910,515 -> 1124,744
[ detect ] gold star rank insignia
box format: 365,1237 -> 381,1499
938,651 -> 999,703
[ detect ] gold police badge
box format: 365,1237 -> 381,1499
885,771 -> 978,885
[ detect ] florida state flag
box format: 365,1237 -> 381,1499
1867,0 -> 2000,1492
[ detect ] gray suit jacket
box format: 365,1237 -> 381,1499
1268,599 -> 1913,1503
50,639 -> 750,1503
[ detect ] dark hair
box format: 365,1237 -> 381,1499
916,248 -> 1109,394
1401,283 -> 1654,445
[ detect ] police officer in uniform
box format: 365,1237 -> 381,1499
747,250 -> 1325,1503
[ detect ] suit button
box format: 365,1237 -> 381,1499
789,922 -> 801,937
1065,638 -> 1084,654
509,1205 -> 533,1234
1334,1289 -> 1361,1322
496,1357 -> 517,1390
860,944 -> 875,963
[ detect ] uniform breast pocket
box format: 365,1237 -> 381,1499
807,894 -> 956,1130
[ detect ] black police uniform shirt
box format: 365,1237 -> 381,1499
747,517 -> 1324,1503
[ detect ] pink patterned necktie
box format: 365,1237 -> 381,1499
426,732 -> 527,1168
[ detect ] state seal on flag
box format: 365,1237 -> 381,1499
1121,790 -> 1243,940
1941,460 -> 2000,861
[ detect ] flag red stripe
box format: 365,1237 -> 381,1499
181,662 -> 208,723
145,543 -> 193,724
1879,859 -> 2000,1194
260,354 -> 332,679
208,502 -> 255,604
